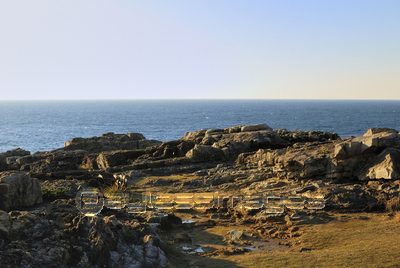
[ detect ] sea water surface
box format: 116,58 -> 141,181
0,99 -> 399,153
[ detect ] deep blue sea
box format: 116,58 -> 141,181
0,99 -> 399,154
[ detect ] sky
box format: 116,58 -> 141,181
0,0 -> 399,100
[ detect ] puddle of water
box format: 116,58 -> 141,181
182,246 -> 204,254
182,220 -> 195,224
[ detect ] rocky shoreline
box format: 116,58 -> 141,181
1,123 -> 400,267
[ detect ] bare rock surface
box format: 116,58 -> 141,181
357,148 -> 400,181
64,132 -> 162,152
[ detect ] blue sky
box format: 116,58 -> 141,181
1,0 -> 399,100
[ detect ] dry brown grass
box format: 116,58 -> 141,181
130,174 -> 195,187
392,211 -> 400,224
103,184 -> 125,196
386,196 -> 400,213
168,213 -> 400,268
224,213 -> 400,268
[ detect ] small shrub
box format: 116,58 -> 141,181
160,235 -> 175,245
321,150 -> 329,154
103,184 -> 125,196
386,196 -> 400,213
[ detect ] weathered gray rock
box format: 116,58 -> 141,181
334,131 -> 400,159
211,130 -> 288,158
205,128 -> 224,135
237,145 -> 332,180
152,141 -> 196,159
25,150 -> 87,173
64,132 -> 162,152
357,148 -> 400,181
241,123 -> 272,132
144,235 -> 169,268
182,124 -> 337,159
0,210 -> 11,238
186,144 -> 225,162
0,148 -> 31,171
276,130 -> 339,144
183,129 -> 207,142
0,206 -> 172,268
0,171 -> 42,211
0,148 -> 31,158
97,150 -> 147,170
229,230 -> 244,240
364,128 -> 399,136
225,125 -> 242,133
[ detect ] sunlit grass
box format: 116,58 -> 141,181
129,174 -> 195,187
212,214 -> 400,268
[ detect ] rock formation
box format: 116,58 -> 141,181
1,123 -> 400,267
0,171 -> 42,211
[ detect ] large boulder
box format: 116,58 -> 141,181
96,150 -> 147,170
0,171 -> 42,211
152,141 -> 196,159
240,123 -> 272,132
357,148 -> 400,181
334,131 -> 400,159
363,128 -> 399,136
186,144 -> 225,162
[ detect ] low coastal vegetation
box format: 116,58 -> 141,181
42,188 -> 67,200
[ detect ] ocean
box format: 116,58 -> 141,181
0,99 -> 399,154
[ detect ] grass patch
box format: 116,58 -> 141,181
130,174 -> 198,187
103,184 -> 125,196
42,188 -> 67,200
208,214 -> 400,268
392,211 -> 400,224
386,196 -> 400,213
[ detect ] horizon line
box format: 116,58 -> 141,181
1,98 -> 400,101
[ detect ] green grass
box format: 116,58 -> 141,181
42,188 -> 67,200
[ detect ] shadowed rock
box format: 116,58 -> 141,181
357,148 -> 400,181
0,171 -> 42,211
